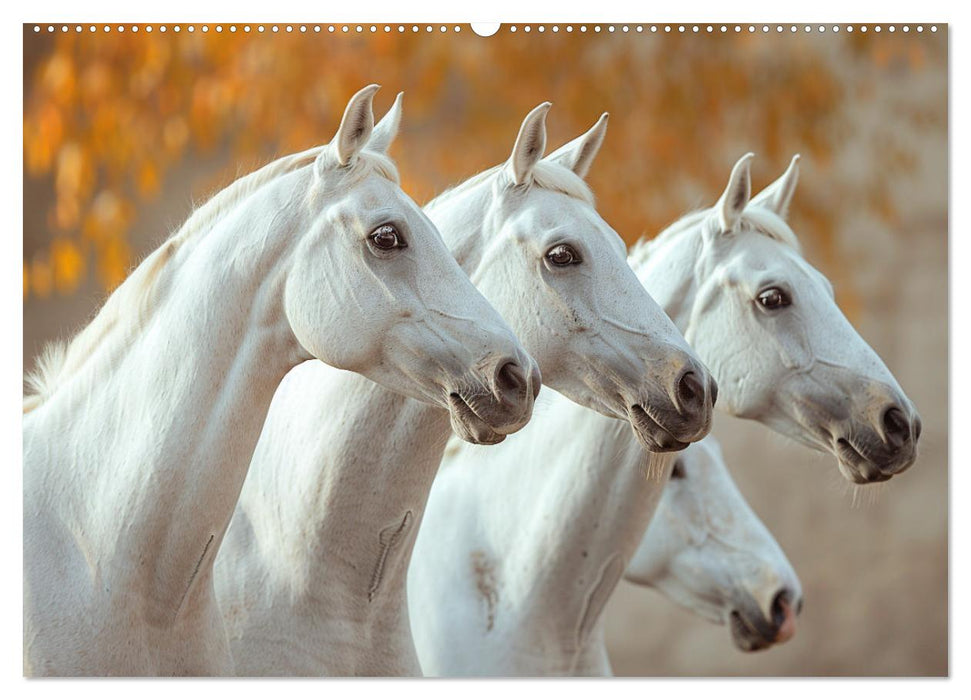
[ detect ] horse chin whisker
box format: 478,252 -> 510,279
852,481 -> 889,508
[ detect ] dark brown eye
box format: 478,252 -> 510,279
369,224 -> 405,251
546,244 -> 581,267
757,287 -> 790,310
670,459 -> 686,480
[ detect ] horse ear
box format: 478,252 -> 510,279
750,154 -> 800,220
715,153 -> 754,232
544,112 -> 608,180
508,102 -> 551,186
368,91 -> 403,155
329,84 -> 380,168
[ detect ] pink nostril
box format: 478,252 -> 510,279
771,590 -> 798,643
882,406 -> 911,449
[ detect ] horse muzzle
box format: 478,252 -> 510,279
729,589 -> 802,652
446,355 -> 540,445
627,359 -> 718,452
831,398 -> 921,485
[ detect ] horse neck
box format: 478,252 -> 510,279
462,392 -> 670,659
26,170 -> 309,624
424,172 -> 498,275
629,223 -> 707,334
237,361 -> 453,615
217,174 -> 499,648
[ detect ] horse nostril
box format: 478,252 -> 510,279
882,406 -> 910,449
770,590 -> 789,628
677,371 -> 703,412
913,414 -> 923,442
768,588 -> 799,644
496,361 -> 526,397
708,377 -> 719,409
771,589 -> 801,636
528,363 -> 542,400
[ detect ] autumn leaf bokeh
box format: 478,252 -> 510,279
23,25 -> 946,315
18,26 -> 951,678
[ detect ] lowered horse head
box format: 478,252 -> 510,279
632,154 -> 920,482
624,437 -> 802,652
282,85 -> 538,444
424,103 -> 715,452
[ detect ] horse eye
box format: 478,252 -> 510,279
757,287 -> 790,310
670,459 -> 686,480
369,224 -> 406,251
546,244 -> 581,267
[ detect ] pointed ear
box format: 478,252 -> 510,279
508,102 -> 551,186
715,153 -> 754,232
544,112 -> 608,179
368,91 -> 403,155
329,84 -> 380,167
750,154 -> 800,220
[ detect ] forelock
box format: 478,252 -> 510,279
526,160 -> 595,205
740,207 -> 802,254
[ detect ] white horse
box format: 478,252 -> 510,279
635,153 -> 920,483
408,153 -> 920,676
412,433 -> 801,676
22,85 -> 539,676
623,437 -> 800,654
212,104 -> 714,676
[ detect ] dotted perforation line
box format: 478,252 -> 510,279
30,24 -> 465,34
30,24 -> 942,35
505,24 -> 939,34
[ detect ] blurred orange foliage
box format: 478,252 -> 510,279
23,25 -> 945,314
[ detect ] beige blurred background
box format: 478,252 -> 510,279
23,24 -> 947,676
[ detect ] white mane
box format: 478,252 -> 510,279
628,203 -> 802,268
434,160 -> 595,207
24,147 -> 399,413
